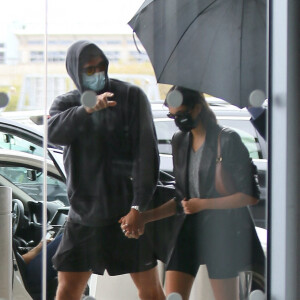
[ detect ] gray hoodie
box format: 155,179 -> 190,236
48,41 -> 159,226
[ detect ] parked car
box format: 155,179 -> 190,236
0,150 -> 65,299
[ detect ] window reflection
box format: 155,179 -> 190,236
0,165 -> 68,205
0,1 -> 267,299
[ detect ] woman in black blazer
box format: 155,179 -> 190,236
120,86 -> 264,300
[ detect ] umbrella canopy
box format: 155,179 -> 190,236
129,0 -> 267,108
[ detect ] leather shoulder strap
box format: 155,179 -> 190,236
216,128 -> 226,162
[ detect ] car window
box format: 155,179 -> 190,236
218,119 -> 263,159
0,164 -> 68,205
228,127 -> 260,159
0,131 -> 47,157
154,118 -> 262,159
154,118 -> 175,155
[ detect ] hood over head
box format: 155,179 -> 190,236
66,40 -> 109,94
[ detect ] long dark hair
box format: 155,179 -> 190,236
165,86 -> 217,129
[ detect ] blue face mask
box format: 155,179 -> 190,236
82,71 -> 106,92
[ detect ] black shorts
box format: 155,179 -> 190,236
52,221 -> 157,276
166,212 -> 241,279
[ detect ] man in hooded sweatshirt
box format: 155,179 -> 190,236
48,40 -> 164,300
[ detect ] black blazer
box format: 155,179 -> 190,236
171,123 -> 264,274
172,123 -> 260,202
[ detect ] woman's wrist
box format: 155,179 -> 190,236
140,211 -> 150,224
199,198 -> 209,210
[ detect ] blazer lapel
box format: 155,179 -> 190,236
199,124 -> 220,197
173,132 -> 191,198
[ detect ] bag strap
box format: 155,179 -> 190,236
216,128 -> 226,163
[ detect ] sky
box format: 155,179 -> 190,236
1,0 -> 145,34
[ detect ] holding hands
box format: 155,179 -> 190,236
119,208 -> 146,239
119,197 -> 207,240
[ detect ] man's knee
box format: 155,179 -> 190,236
137,285 -> 165,300
56,281 -> 83,299
131,267 -> 165,300
56,271 -> 91,300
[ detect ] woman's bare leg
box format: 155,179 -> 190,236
209,276 -> 239,300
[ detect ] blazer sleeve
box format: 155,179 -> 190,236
222,130 -> 260,199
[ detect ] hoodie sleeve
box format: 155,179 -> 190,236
129,88 -> 160,211
48,91 -> 91,146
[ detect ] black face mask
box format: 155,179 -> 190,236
173,111 -> 202,132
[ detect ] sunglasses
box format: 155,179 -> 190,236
167,110 -> 191,119
82,61 -> 106,76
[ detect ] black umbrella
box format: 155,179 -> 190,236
129,0 -> 267,108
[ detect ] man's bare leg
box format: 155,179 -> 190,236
165,270 -> 195,300
130,266 -> 165,300
55,271 -> 92,300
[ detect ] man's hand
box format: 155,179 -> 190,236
119,209 -> 145,239
85,92 -> 117,114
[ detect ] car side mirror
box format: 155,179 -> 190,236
26,169 -> 37,181
3,133 -> 13,143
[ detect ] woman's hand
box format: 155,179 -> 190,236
181,198 -> 206,214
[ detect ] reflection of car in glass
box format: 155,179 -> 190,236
151,99 -> 267,229
0,117 -> 176,298
0,113 -> 266,299
0,149 -> 67,299
0,118 -> 67,298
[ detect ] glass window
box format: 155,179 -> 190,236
28,40 -> 43,45
0,0 -> 269,297
219,118 -> 264,159
0,131 -> 44,156
129,50 -> 149,62
154,118 -> 262,159
229,127 -> 260,159
48,51 -> 66,62
30,51 -> 44,62
0,164 -> 68,205
106,40 -> 121,45
48,40 -> 72,45
154,119 -> 176,155
0,52 -> 4,64
105,51 -> 120,62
